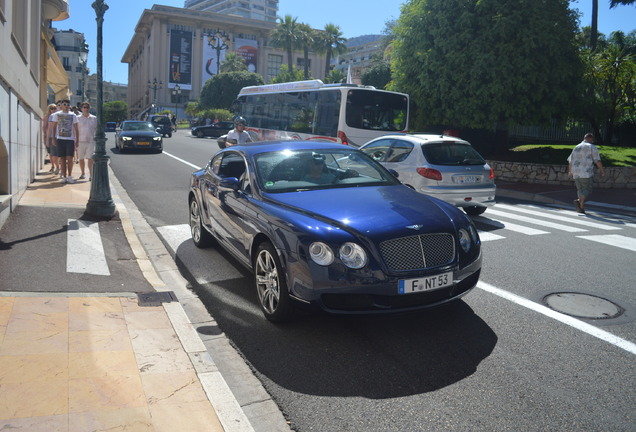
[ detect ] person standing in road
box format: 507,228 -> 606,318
76,102 -> 97,181
568,133 -> 605,214
171,114 -> 177,133
225,117 -> 252,146
49,99 -> 79,184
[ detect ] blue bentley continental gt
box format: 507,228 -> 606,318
189,142 -> 482,322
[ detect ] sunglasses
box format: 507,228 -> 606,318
62,103 -> 70,106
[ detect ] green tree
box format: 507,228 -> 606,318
391,0 -> 582,149
200,71 -> 264,110
271,64 -> 305,83
103,100 -> 127,123
297,23 -> 317,79
316,23 -> 347,77
185,101 -> 200,118
270,15 -> 299,72
361,56 -> 392,89
580,31 -> 636,144
220,52 -> 247,73
323,68 -> 346,84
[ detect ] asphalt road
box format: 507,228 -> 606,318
108,130 -> 636,432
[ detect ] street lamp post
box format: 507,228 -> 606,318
172,84 -> 181,118
85,0 -> 116,218
207,29 -> 229,75
147,78 -> 162,112
79,45 -> 88,103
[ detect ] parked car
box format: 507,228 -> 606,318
188,141 -> 482,322
360,134 -> 496,216
150,115 -> 173,138
116,120 -> 163,153
191,121 -> 234,139
105,122 -> 117,132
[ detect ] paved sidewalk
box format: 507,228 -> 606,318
0,166 -> 259,432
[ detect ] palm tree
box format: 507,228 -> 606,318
220,52 -> 247,73
317,23 -> 347,78
270,15 -> 299,72
297,23 -> 316,80
591,0 -> 636,51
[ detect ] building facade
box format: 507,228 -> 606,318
334,36 -> 384,85
84,75 -> 128,108
184,0 -> 278,22
51,28 -> 88,107
0,0 -> 70,228
121,5 -> 326,119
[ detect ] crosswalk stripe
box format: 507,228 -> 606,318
485,208 -> 587,232
577,234 -> 636,252
477,231 -> 505,242
494,203 -> 622,231
67,219 -> 110,275
474,215 -> 549,235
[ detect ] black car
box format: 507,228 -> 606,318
116,121 -> 163,153
105,122 -> 117,132
191,121 -> 234,139
150,115 -> 173,138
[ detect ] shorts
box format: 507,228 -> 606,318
57,139 -> 75,158
77,141 -> 95,159
574,177 -> 594,198
48,138 -> 58,157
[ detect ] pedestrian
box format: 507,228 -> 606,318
49,99 -> 79,184
225,117 -> 252,146
43,103 -> 60,174
567,133 -> 605,214
76,102 -> 97,181
171,114 -> 177,132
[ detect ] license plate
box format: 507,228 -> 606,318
454,175 -> 480,184
398,271 -> 453,294
138,141 -> 150,146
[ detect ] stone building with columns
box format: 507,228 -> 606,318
121,5 -> 327,119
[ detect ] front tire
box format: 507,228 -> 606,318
189,198 -> 213,248
254,242 -> 292,322
464,206 -> 487,216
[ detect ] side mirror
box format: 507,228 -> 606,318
219,177 -> 240,191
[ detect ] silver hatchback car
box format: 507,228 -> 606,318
360,134 -> 496,215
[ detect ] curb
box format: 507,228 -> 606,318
108,167 -> 290,432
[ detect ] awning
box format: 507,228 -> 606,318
43,33 -> 69,100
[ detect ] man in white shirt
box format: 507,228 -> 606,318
567,133 -> 605,214
76,102 -> 97,180
225,117 -> 253,146
49,99 -> 79,184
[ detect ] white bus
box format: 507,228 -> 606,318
235,80 -> 409,147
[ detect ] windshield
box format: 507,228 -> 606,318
254,149 -> 400,193
345,89 -> 408,132
122,122 -> 156,132
422,142 -> 486,166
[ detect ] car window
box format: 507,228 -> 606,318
386,140 -> 413,162
122,122 -> 155,131
360,139 -> 392,162
421,142 -> 486,165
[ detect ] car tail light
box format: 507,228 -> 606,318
338,130 -> 350,146
416,167 -> 442,181
489,168 -> 495,179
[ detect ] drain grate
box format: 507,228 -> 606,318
543,292 -> 623,319
137,291 -> 178,307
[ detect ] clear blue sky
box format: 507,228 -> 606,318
58,0 -> 636,84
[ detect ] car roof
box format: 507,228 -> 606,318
365,133 -> 471,145
221,141 -> 358,157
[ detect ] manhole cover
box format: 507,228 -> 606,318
544,292 -> 623,319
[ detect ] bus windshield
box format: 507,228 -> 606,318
345,89 -> 407,132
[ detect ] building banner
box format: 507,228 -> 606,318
235,38 -> 258,73
169,29 -> 193,90
202,32 -> 228,86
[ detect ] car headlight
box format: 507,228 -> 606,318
458,228 -> 471,252
309,242 -> 334,266
339,242 -> 367,269
122,137 -> 132,141
153,137 -> 161,141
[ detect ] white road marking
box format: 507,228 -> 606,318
474,216 -> 549,235
486,208 -> 587,232
477,231 -> 505,242
495,203 -> 622,231
67,219 -> 110,275
477,281 -> 636,356
577,234 -> 636,252
163,151 -> 203,169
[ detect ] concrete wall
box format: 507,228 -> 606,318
487,161 -> 636,189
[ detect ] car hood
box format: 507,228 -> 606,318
119,131 -> 161,138
265,185 -> 464,239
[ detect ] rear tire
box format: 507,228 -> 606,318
196,130 -> 205,138
254,242 -> 292,322
464,206 -> 487,216
189,198 -> 214,248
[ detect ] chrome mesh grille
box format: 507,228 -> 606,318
379,233 -> 455,271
